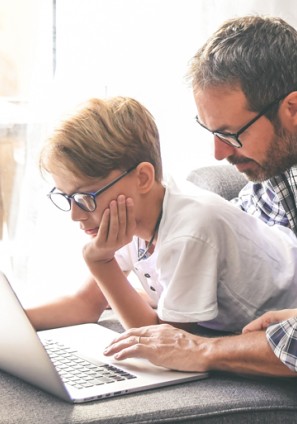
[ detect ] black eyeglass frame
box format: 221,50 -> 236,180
47,165 -> 137,212
195,92 -> 290,148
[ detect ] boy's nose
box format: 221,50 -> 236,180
70,201 -> 88,222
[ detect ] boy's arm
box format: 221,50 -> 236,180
26,276 -> 108,330
83,195 -> 159,329
86,257 -> 159,329
104,324 -> 297,377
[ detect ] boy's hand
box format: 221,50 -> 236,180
242,309 -> 297,333
83,195 -> 136,265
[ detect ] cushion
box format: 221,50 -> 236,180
187,164 -> 248,200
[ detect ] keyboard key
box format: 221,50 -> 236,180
43,339 -> 136,389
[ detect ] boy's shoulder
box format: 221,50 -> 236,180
164,175 -> 228,205
162,176 -> 236,230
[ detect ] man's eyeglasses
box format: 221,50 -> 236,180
195,92 -> 289,148
47,165 -> 137,212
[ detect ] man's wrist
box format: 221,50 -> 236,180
196,336 -> 224,372
197,331 -> 296,376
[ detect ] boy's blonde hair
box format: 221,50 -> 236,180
40,96 -> 163,181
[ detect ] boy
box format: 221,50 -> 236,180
36,96 -> 297,333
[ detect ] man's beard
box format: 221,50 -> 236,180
227,122 -> 297,182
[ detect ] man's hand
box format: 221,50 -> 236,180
243,309 -> 297,333
103,324 -> 210,372
83,195 -> 136,265
103,322 -> 297,377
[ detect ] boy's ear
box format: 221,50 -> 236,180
280,91 -> 297,129
135,162 -> 155,193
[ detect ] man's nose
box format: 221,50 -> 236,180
214,135 -> 236,161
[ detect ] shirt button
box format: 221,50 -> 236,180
144,273 -> 151,278
150,286 -> 156,292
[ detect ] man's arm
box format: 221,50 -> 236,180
243,309 -> 297,373
103,324 -> 296,377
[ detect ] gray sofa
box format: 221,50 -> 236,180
1,165 -> 297,423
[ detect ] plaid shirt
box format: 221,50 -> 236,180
231,166 -> 297,371
270,167 -> 297,236
231,180 -> 290,229
231,166 -> 297,235
266,318 -> 297,372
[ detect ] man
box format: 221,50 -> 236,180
103,15 -> 297,376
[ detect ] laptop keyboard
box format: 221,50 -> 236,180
43,339 -> 136,389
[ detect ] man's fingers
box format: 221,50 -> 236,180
242,310 -> 297,334
104,331 -> 148,354
112,343 -> 152,361
242,316 -> 268,333
104,324 -> 176,358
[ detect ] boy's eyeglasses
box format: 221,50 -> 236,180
47,165 -> 137,212
195,92 -> 289,148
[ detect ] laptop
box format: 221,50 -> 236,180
0,271 -> 208,403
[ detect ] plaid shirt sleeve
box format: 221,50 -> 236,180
230,180 -> 289,228
266,318 -> 297,372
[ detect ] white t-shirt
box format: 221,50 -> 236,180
116,177 -> 297,332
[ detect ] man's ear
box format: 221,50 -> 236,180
135,162 -> 155,193
280,91 -> 297,129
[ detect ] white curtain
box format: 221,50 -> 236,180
10,0 -> 297,302
0,0 -> 53,287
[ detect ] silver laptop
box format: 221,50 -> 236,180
0,271 -> 208,403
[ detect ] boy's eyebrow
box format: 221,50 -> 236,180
54,166 -> 137,196
54,184 -> 97,195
